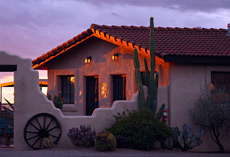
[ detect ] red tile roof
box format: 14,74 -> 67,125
33,24 -> 230,69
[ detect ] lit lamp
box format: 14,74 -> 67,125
101,83 -> 107,98
112,53 -> 119,60
85,56 -> 91,63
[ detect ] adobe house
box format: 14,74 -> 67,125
32,23 -> 230,136
32,24 -> 171,117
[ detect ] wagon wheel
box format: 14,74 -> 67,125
24,113 -> 62,150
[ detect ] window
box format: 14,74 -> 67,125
113,75 -> 126,101
61,76 -> 75,104
211,72 -> 230,103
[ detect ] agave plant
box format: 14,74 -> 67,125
2,98 -> 14,119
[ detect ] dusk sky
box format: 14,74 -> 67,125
0,0 -> 230,101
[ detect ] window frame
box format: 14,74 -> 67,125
112,74 -> 126,101
211,72 -> 230,103
61,75 -> 75,104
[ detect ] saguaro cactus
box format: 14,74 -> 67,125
133,17 -> 160,115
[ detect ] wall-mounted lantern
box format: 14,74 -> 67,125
101,83 -> 107,98
112,53 -> 119,60
85,56 -> 91,63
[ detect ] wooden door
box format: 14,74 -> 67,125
86,76 -> 99,115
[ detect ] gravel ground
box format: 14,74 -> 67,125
0,147 -> 229,157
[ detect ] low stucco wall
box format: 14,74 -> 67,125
0,51 -> 170,150
0,51 -> 142,150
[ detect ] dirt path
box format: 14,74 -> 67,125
0,147 -> 229,157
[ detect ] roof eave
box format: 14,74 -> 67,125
33,34 -> 94,69
163,54 -> 230,65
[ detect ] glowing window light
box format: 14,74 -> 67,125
112,53 -> 119,60
85,56 -> 91,63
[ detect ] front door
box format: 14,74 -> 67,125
86,76 -> 99,115
113,75 -> 126,101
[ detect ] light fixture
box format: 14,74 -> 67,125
85,56 -> 91,63
112,53 -> 119,60
101,83 -> 107,98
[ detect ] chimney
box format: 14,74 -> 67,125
195,26 -> 201,29
228,23 -> 230,36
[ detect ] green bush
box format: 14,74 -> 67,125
106,110 -> 173,150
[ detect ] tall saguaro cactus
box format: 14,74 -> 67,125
133,17 -> 162,116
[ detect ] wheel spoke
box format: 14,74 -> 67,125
30,123 -> 40,131
27,135 -> 40,141
46,118 -> 53,130
47,125 -> 58,132
49,134 -> 58,139
35,118 -> 42,129
43,116 -> 46,129
26,131 -> 39,134
32,137 -> 41,147
39,139 -> 42,149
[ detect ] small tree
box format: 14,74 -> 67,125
190,85 -> 230,153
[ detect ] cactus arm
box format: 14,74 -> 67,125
156,103 -> 165,120
149,17 -> 158,114
152,72 -> 159,114
133,48 -> 146,110
150,17 -> 156,75
144,58 -> 150,87
145,94 -> 150,110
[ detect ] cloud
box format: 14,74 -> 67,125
77,0 -> 230,11
0,0 -> 229,90
0,0 -> 229,61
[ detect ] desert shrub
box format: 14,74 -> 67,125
106,110 -> 173,150
190,85 -> 230,153
95,132 -> 117,151
47,92 -> 64,109
67,125 -> 96,148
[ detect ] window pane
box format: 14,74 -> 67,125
211,72 -> 230,103
61,76 -> 75,104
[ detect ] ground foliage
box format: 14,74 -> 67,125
106,110 -> 173,150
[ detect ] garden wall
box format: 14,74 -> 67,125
0,51 -> 169,150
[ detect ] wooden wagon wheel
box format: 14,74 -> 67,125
24,113 -> 62,150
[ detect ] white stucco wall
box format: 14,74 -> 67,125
0,51 -> 147,150
169,63 -> 230,151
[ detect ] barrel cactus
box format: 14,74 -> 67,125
95,132 -> 117,151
